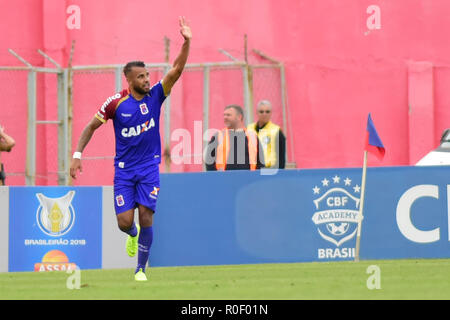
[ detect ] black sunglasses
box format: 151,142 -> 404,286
258,110 -> 271,114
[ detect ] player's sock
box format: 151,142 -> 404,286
135,226 -> 153,273
124,222 -> 138,237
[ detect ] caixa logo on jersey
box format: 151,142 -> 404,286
311,175 -> 360,260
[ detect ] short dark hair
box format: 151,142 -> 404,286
225,104 -> 244,119
123,61 -> 146,76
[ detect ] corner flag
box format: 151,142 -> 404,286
365,113 -> 385,161
355,113 -> 385,262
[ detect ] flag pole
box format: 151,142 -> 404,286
355,150 -> 368,262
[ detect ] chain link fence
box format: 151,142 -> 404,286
1,56 -> 293,185
0,69 -> 28,185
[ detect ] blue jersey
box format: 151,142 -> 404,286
95,81 -> 167,169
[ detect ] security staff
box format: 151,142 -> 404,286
205,105 -> 264,171
247,100 -> 286,169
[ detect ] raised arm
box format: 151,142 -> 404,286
162,16 -> 192,96
0,126 -> 15,152
69,116 -> 103,179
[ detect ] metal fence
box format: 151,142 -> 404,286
1,50 -> 293,186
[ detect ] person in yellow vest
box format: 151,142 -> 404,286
205,105 -> 264,171
247,100 -> 286,169
0,124 -> 16,185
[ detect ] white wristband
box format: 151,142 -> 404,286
73,152 -> 82,159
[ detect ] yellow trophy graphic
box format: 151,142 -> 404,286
49,202 -> 63,233
36,191 -> 76,236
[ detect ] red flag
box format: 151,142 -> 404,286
365,113 -> 385,160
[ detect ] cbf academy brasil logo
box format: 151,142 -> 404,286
311,175 -> 361,259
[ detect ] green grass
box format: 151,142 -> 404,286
1,259 -> 450,300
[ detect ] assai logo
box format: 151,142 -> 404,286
36,191 -> 76,237
34,250 -> 77,272
311,175 -> 360,259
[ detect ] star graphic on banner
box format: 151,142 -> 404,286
321,178 -> 329,187
353,185 -> 361,193
313,186 -> 320,194
344,177 -> 352,186
332,175 -> 340,183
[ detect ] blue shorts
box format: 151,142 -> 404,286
113,163 -> 160,215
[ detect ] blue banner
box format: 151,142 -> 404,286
9,187 -> 102,272
7,166 -> 449,271
151,166 -> 450,266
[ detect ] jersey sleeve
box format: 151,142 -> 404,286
95,89 -> 128,123
150,81 -> 168,105
95,101 -> 115,123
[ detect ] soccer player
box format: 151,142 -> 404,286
69,16 -> 192,281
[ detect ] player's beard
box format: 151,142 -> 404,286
134,84 -> 149,95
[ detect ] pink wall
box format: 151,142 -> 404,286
1,0 -> 450,185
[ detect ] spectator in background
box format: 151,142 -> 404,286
0,125 -> 16,185
247,100 -> 286,169
205,104 -> 265,171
